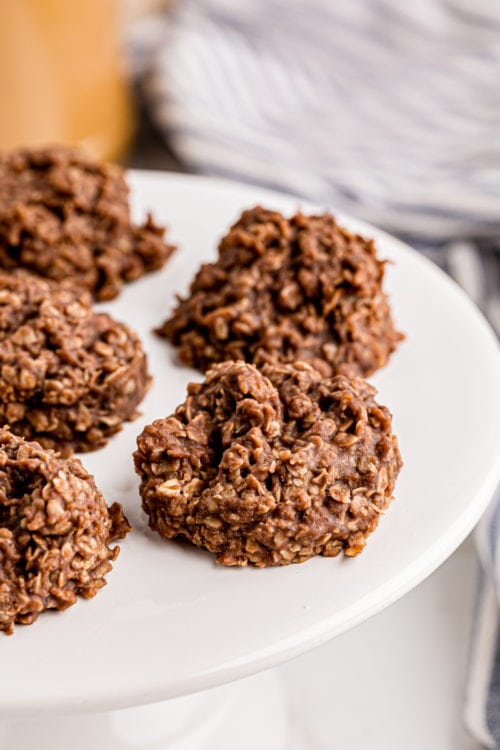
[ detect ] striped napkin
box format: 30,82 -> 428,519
466,497 -> 500,748
132,1 -> 500,744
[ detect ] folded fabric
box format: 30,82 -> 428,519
141,0 -> 500,332
466,492 -> 500,748
145,0 -> 500,244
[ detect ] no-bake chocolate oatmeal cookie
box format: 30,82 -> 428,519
0,428 -> 130,634
134,360 -> 402,567
159,206 -> 402,377
0,145 -> 175,300
0,271 -> 150,455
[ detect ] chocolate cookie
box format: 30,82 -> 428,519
159,206 -> 402,377
0,271 -> 150,455
0,145 -> 175,300
134,361 -> 402,567
0,429 -> 130,634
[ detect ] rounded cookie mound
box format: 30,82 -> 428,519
0,271 -> 150,455
0,429 -> 130,634
0,145 -> 175,300
134,361 -> 402,567
159,206 -> 402,377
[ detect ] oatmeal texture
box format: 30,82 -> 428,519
134,360 -> 402,567
0,145 -> 175,300
0,271 -> 150,455
0,428 -> 130,634
159,206 -> 402,377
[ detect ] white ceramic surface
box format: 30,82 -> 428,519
0,540 -> 481,749
0,671 -> 287,750
1,172 -> 499,717
284,538 -> 481,750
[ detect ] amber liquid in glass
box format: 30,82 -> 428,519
0,0 -> 133,160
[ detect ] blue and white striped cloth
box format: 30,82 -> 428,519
131,1 -> 500,744
467,497 -> 500,748
137,0 -> 500,332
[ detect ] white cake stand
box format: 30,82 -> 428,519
1,174 -> 499,749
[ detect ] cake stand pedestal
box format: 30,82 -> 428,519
0,670 -> 287,750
